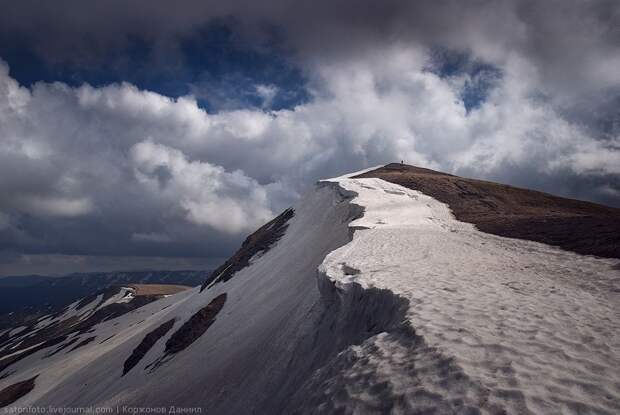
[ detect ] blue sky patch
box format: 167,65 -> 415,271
426,47 -> 502,112
0,20 -> 309,113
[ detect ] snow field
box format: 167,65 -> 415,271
317,176 -> 620,414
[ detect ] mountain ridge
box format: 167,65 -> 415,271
0,165 -> 618,414
356,163 -> 620,259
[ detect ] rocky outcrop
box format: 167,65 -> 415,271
123,319 -> 175,376
164,294 -> 227,356
67,336 -> 96,353
0,376 -> 37,407
201,209 -> 294,291
0,336 -> 66,374
75,287 -> 121,311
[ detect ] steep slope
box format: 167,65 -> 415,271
0,182 -> 366,413
0,165 -> 618,415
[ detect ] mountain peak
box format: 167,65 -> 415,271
355,163 -> 620,259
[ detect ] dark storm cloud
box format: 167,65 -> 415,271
2,0 -> 618,126
0,0 -> 619,276
0,16 -> 308,112
1,2 -> 617,73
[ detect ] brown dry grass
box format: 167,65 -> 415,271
356,163 -> 620,259
128,284 -> 191,296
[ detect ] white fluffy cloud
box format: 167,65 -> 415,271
130,139 -> 274,233
0,34 -> 619,273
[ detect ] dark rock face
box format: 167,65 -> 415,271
73,295 -> 160,334
0,336 -> 67,374
75,287 -> 121,311
201,208 -> 294,291
0,375 -> 37,407
67,336 -> 96,353
45,337 -> 80,358
356,163 -> 620,259
164,294 -> 227,356
123,319 -> 175,376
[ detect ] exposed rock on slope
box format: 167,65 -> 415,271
123,319 -> 175,376
0,376 -> 37,407
163,294 -> 227,356
67,337 -> 96,353
201,208 -> 294,291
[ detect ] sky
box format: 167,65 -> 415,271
0,0 -> 619,276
